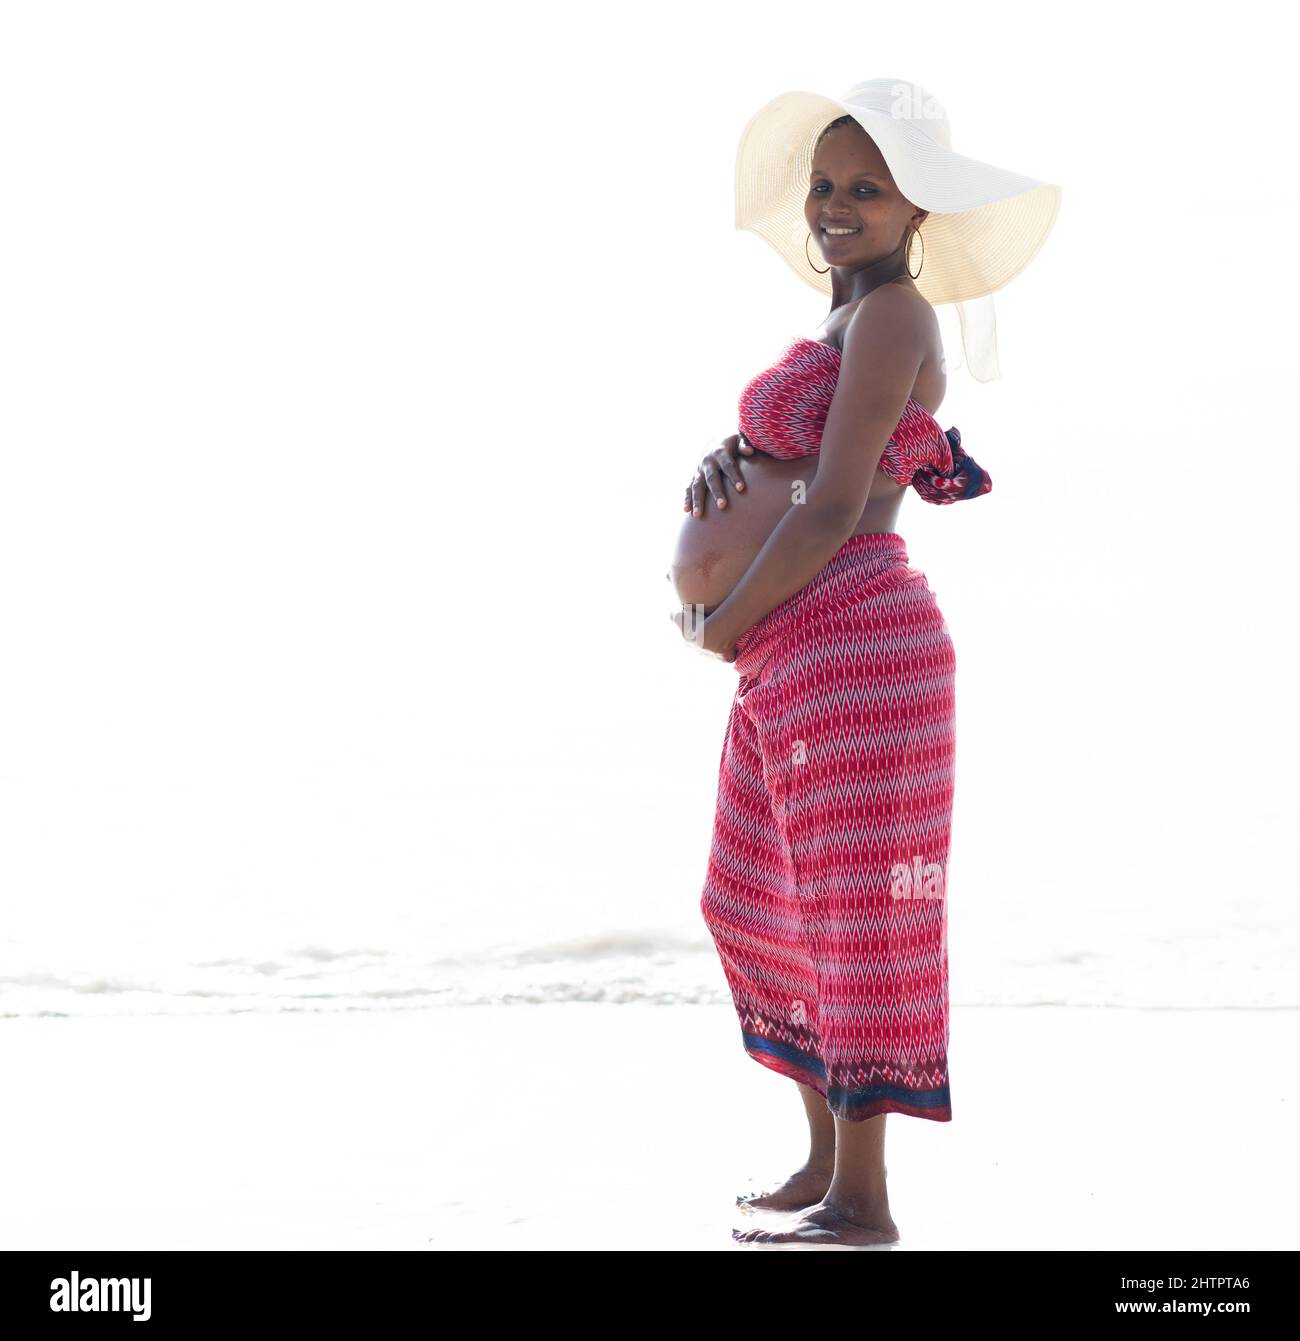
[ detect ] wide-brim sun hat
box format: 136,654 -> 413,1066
734,77 -> 1062,381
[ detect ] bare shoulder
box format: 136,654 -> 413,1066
841,282 -> 936,378
851,281 -> 937,342
847,283 -> 945,407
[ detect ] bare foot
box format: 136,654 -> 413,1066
732,1199 -> 900,1247
736,1164 -> 833,1213
735,1164 -> 886,1214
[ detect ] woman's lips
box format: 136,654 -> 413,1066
820,225 -> 861,243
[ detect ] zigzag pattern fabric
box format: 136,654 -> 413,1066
737,336 -> 993,504
699,532 -> 955,1122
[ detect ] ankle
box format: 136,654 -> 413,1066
824,1180 -> 888,1214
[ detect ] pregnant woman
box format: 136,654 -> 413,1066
670,78 -> 1061,1247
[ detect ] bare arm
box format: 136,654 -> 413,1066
701,286 -> 929,650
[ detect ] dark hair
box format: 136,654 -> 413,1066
814,114 -> 861,150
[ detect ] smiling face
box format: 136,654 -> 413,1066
804,119 -> 928,272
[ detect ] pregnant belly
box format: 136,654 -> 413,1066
670,452 -> 906,611
670,453 -> 823,611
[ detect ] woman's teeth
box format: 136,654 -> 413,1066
822,226 -> 860,235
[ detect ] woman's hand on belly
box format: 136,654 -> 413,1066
684,433 -> 755,517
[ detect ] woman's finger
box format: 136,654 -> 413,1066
690,470 -> 705,517
713,447 -> 746,495
701,458 -> 729,510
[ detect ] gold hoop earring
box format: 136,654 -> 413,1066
906,226 -> 925,279
805,232 -> 830,275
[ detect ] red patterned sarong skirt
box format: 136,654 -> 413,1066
700,531 -> 955,1122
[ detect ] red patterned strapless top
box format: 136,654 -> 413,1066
736,336 -> 992,505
